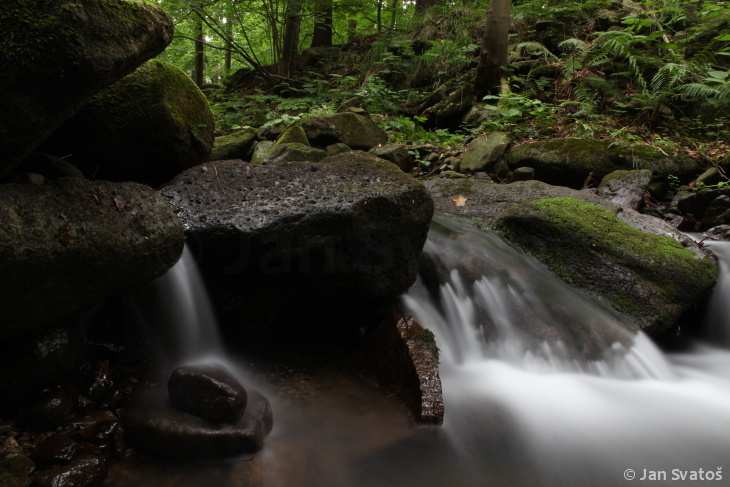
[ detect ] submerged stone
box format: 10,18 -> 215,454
168,365 -> 247,423
0,0 -> 173,175
124,389 -> 272,459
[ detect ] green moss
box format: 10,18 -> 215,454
498,196 -> 718,332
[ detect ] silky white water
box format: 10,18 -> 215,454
399,217 -> 730,486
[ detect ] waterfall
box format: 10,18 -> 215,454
704,241 -> 730,345
151,244 -> 224,365
394,216 -> 730,486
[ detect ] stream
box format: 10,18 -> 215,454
110,216 -> 730,487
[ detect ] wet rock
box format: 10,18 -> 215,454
33,434 -> 78,465
26,387 -> 76,431
72,411 -> 119,445
0,0 -> 173,175
325,143 -> 352,156
702,195 -> 730,229
507,139 -> 699,189
512,166 -> 535,181
369,144 -> 416,172
0,328 -> 81,409
597,169 -> 652,210
124,389 -> 272,459
266,143 -> 327,163
302,113 -> 387,150
276,126 -> 310,146
210,128 -> 257,161
0,179 -> 184,339
32,453 -> 108,487
362,315 -> 444,424
457,132 -> 511,172
706,225 -> 730,241
43,60 -> 215,186
0,451 -> 35,487
168,365 -> 247,423
426,179 -> 717,336
674,188 -> 730,230
161,153 -> 433,335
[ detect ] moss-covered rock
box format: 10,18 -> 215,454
0,0 -> 173,176
251,141 -> 276,164
507,138 -> 699,188
276,126 -> 310,146
210,128 -> 257,161
267,143 -> 327,163
497,197 -> 717,335
597,169 -> 652,210
0,178 -> 184,340
44,60 -> 215,186
302,113 -> 387,150
425,178 -> 717,336
457,132 -> 511,172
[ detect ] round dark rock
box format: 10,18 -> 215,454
123,388 -> 273,459
26,387 -> 76,431
168,365 -> 247,423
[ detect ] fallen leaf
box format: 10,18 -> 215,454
452,195 -> 467,207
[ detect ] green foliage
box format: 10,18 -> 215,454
381,115 -> 464,146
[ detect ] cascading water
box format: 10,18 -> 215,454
704,241 -> 730,346
395,216 -> 730,487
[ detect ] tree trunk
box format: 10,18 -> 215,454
377,0 -> 383,32
474,0 -> 511,100
415,0 -> 437,16
224,2 -> 233,76
192,0 -> 205,87
311,0 -> 333,48
281,0 -> 303,76
389,0 -> 398,31
347,19 -> 357,43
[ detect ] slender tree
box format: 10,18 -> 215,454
376,0 -> 383,32
474,0 -> 511,99
192,0 -> 206,87
311,0 -> 333,48
281,0 -> 303,76
389,0 -> 399,31
224,1 -> 234,76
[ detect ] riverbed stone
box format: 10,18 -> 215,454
370,144 -> 416,172
302,113 -> 387,150
43,60 -> 215,186
0,178 -> 184,340
161,152 -> 433,336
168,365 -> 247,423
267,143 -> 327,163
597,169 -> 652,210
426,178 -> 717,335
124,388 -> 272,459
0,0 -> 173,176
362,315 -> 444,424
276,126 -> 310,146
210,128 -> 257,161
457,132 -> 511,172
32,453 -> 108,487
507,139 -> 699,188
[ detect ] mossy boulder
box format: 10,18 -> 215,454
267,143 -> 327,163
0,0 -> 173,176
276,126 -> 310,146
507,138 -> 699,189
43,60 -> 215,186
302,113 -> 387,150
210,128 -> 257,161
425,178 -> 717,336
0,178 -> 184,340
161,152 -> 433,338
597,169 -> 652,210
251,141 -> 276,164
457,132 -> 511,172
497,197 -> 717,335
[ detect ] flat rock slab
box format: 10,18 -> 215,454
124,389 -> 273,459
161,153 -> 433,333
0,179 -> 183,340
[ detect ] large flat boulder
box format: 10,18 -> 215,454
0,0 -> 173,176
0,179 -> 184,340
426,178 -> 717,336
43,60 -> 215,187
161,152 -> 433,336
507,138 -> 699,188
302,113 -> 387,150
